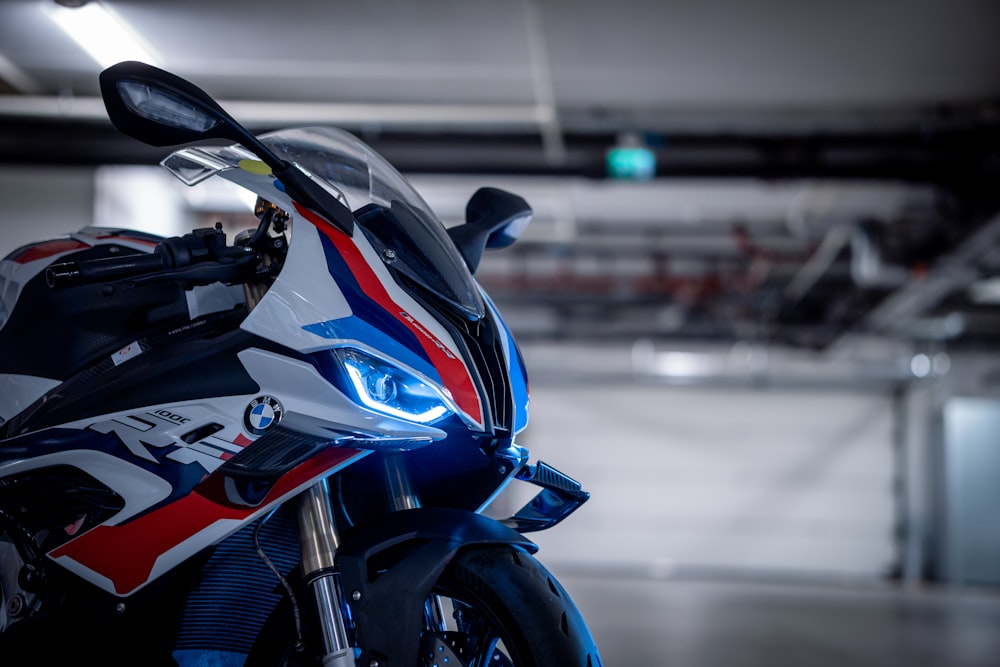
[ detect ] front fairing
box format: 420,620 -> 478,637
165,127 -> 483,321
266,128 -> 486,320
160,127 -> 528,439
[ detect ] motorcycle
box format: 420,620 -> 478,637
0,61 -> 601,666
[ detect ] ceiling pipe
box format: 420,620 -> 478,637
522,0 -> 566,164
849,224 -> 909,289
0,95 -> 547,130
783,223 -> 853,305
861,209 -> 1000,336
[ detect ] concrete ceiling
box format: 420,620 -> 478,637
3,1 -> 1000,117
1,0 -> 999,351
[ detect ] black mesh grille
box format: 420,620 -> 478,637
446,312 -> 513,433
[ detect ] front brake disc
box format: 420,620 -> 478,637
420,631 -> 470,666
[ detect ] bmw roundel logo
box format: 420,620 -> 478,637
244,396 -> 283,435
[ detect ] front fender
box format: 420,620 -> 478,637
336,507 -> 536,666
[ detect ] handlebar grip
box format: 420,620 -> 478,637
46,251 -> 168,288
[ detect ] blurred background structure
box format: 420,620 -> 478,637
2,1 -> 1000,664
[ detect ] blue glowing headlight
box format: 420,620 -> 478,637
337,348 -> 455,424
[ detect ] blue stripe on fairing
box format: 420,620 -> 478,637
483,292 -> 529,433
507,326 -> 529,433
312,230 -> 436,372
302,316 -> 442,383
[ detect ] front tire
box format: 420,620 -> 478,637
424,546 -> 602,667
248,546 -> 602,666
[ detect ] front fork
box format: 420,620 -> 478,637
296,478 -> 355,667
295,454 -> 432,666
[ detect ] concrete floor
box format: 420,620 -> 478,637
557,573 -> 1000,667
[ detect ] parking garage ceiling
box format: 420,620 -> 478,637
1,0 -> 999,350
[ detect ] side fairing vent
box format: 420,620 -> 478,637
0,465 -> 125,551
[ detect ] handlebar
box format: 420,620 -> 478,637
46,225 -> 259,290
46,251 -> 167,288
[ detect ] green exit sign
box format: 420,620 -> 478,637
606,146 -> 656,180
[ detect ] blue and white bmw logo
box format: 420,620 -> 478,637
244,396 -> 283,435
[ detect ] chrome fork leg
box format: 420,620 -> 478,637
296,478 -> 355,667
383,452 -> 421,512
383,454 -> 449,633
425,595 -> 448,632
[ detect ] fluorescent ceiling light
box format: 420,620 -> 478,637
653,351 -> 724,377
47,2 -> 158,69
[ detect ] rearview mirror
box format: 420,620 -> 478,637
99,61 -> 355,234
100,61 -> 276,161
447,187 -> 532,273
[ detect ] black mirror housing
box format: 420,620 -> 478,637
448,187 -> 532,274
100,61 -> 251,149
99,61 -> 355,235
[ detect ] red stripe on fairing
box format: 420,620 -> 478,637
49,446 -> 363,595
10,240 -> 89,264
295,204 -> 484,425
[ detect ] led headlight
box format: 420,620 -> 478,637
337,348 -> 455,424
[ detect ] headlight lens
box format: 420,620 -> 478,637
337,348 -> 455,424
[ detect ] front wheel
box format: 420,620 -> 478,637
247,546 -> 602,667
422,546 -> 603,667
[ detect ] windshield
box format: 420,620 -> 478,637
162,126 -> 485,320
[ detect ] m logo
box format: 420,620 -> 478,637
89,408 -> 243,474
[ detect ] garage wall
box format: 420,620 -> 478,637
509,382 -> 897,580
0,166 -> 96,258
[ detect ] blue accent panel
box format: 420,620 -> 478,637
315,232 -> 434,370
506,327 -> 530,433
484,293 -> 529,433
0,427 -> 112,465
302,317 -> 440,383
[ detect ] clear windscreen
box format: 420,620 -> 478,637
162,126 -> 484,320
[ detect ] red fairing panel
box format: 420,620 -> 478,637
49,446 -> 366,596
